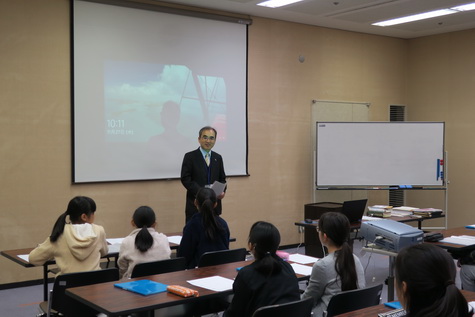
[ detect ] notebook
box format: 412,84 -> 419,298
114,279 -> 168,296
340,199 -> 368,223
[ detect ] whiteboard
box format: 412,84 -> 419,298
316,122 -> 445,187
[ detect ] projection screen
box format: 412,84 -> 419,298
72,0 -> 248,182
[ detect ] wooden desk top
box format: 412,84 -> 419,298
426,227 -> 475,252
1,248 -> 36,267
66,259 -> 313,316
1,233 -> 236,268
334,289 -> 475,317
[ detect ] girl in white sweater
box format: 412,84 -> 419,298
118,206 -> 171,279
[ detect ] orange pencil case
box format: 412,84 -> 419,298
167,285 -> 199,298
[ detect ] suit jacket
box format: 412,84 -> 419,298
181,148 -> 226,221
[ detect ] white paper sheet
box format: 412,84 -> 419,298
187,275 -> 234,292
108,244 -> 121,253
210,181 -> 226,196
440,235 -> 475,246
107,238 -> 124,245
19,254 -> 29,262
290,263 -> 313,276
288,253 -> 319,264
167,236 -> 182,245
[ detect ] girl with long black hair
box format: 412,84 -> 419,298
224,221 -> 300,317
178,188 -> 230,268
301,211 -> 366,316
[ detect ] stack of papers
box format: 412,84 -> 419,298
290,263 -> 313,276
167,236 -> 182,245
391,206 -> 417,217
106,238 -> 124,253
412,208 -> 443,217
287,253 -> 318,276
288,254 -> 319,264
440,235 -> 475,246
368,205 -> 392,218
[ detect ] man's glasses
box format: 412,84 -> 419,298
201,136 -> 215,141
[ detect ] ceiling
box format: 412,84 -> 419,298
159,0 -> 475,39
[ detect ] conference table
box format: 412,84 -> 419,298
426,226 -> 475,257
65,258 -> 314,317
1,233 -> 235,301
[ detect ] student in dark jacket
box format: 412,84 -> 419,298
395,243 -> 472,317
177,188 -> 230,268
224,221 -> 300,317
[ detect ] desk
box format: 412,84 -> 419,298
66,259 -> 313,316
333,289 -> 475,317
295,214 -> 445,258
1,233 -> 236,301
359,226 -> 472,302
425,226 -> 475,259
1,247 -> 119,301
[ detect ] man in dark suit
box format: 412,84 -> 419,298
181,126 -> 226,223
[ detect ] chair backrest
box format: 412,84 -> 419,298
197,248 -> 247,268
324,283 -> 383,317
252,297 -> 314,317
51,267 -> 120,317
131,257 -> 187,278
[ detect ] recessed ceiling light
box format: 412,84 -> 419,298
257,0 -> 304,9
451,3 -> 475,11
372,9 -> 456,27
372,2 -> 475,27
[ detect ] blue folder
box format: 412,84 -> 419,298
114,279 -> 168,296
384,301 -> 403,309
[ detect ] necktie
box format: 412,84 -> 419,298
205,153 -> 210,166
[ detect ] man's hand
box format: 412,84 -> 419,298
217,192 -> 226,200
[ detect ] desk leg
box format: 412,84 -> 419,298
43,264 -> 48,301
388,256 -> 395,302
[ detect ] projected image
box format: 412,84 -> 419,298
73,0 -> 247,182
104,61 -> 227,145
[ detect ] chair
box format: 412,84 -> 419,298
39,267 -> 120,317
252,297 -> 314,317
323,283 -> 383,317
197,248 -> 247,268
131,257 -> 187,278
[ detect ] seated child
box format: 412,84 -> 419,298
29,196 -> 108,275
117,206 -> 171,278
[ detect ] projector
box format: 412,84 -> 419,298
360,219 -> 423,252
